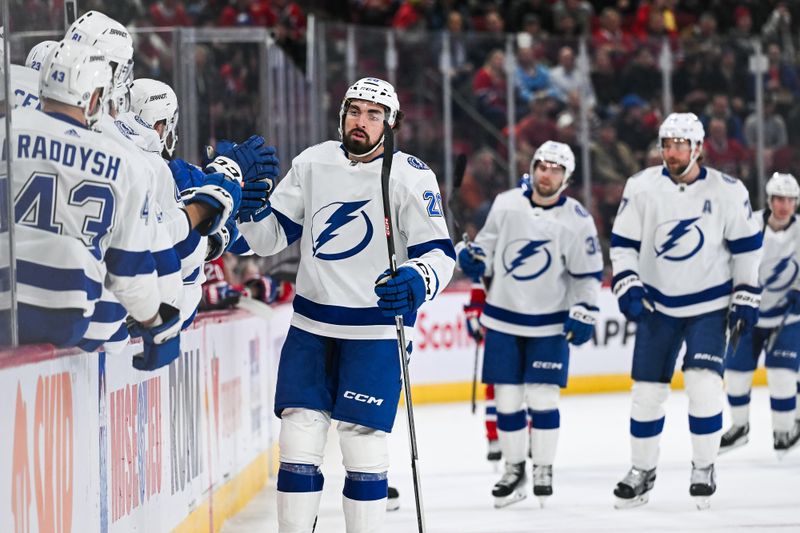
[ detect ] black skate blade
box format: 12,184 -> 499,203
494,491 -> 527,508
719,435 -> 749,455
614,492 -> 649,510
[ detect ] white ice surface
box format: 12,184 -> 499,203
223,388 -> 800,533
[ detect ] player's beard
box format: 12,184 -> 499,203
665,159 -> 689,177
343,128 -> 380,155
534,179 -> 561,198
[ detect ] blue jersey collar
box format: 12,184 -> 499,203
661,165 -> 707,185
44,111 -> 89,129
523,188 -> 566,210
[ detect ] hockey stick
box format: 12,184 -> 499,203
447,154 -> 484,414
765,307 -> 791,359
379,120 -> 426,533
724,319 -> 744,359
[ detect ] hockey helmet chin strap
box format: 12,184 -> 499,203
348,133 -> 385,159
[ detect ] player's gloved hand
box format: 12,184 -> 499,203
168,158 -> 206,193
243,275 -> 279,304
201,281 -> 242,311
456,241 -> 487,280
785,288 -> 800,315
131,303 -> 182,371
374,266 -> 427,316
184,172 -> 242,236
464,302 -> 484,342
729,286 -> 761,332
613,274 -> 653,322
238,180 -> 273,223
564,303 -> 598,345
202,140 -> 236,168
206,216 -> 240,262
217,135 -> 280,184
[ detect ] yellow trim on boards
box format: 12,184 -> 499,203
404,368 -> 769,405
172,443 -> 280,533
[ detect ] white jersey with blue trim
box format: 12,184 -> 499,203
610,165 -> 762,318
11,64 -> 41,110
11,108 -> 163,333
239,140 -> 455,340
755,210 -> 800,328
474,189 -> 603,337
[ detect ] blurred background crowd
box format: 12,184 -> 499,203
10,0 -> 800,278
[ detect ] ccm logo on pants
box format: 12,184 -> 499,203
343,391 -> 384,406
532,361 -> 563,370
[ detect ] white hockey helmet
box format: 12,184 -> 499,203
529,140 -> 575,199
66,11 -> 134,114
659,112 -> 705,177
39,40 -> 113,129
338,77 -> 400,157
130,78 -> 180,157
766,172 -> 800,201
26,40 -> 58,71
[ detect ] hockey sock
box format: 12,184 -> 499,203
630,381 -> 669,470
342,471 -> 388,533
277,463 -> 324,533
724,370 -> 753,427
768,368 -> 798,432
686,369 -> 724,467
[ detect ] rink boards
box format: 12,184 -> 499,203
0,287 -> 767,532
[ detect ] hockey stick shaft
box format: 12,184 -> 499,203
379,120 -> 426,533
766,307 -> 791,358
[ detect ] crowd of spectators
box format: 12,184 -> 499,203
15,0 -> 800,273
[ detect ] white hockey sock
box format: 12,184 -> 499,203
528,409 -> 559,465
495,385 -> 527,463
724,370 -> 753,427
630,381 -> 669,470
342,471 -> 387,533
277,463 -> 324,533
768,368 -> 798,432
685,369 -> 724,467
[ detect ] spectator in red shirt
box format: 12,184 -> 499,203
703,117 -> 751,180
149,0 -> 192,27
392,0 -> 430,30
472,49 -> 507,128
592,7 -> 633,61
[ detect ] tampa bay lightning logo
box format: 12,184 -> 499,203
407,156 -> 429,170
654,217 -> 705,261
311,200 -> 374,260
114,120 -> 137,138
763,255 -> 800,292
501,239 -> 552,281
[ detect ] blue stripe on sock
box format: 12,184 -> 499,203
630,417 -> 665,438
277,463 -> 324,493
485,406 -> 497,415
771,396 -> 797,412
497,410 -> 527,432
343,472 -> 388,501
688,413 -> 723,435
728,393 -> 751,407
528,409 -> 560,429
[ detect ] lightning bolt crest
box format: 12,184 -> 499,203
657,217 -> 700,257
766,256 -> 792,287
506,240 -> 549,274
313,200 -> 371,254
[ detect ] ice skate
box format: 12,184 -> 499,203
719,423 -> 749,454
774,420 -> 800,459
487,439 -> 502,462
613,466 -> 656,509
689,463 -> 716,510
532,464 -> 552,507
386,486 -> 399,511
492,461 -> 527,508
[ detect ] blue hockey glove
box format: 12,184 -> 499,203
564,303 -> 598,345
168,158 -> 206,193
613,274 -> 653,322
785,288 -> 800,315
184,172 -> 242,236
206,216 -> 240,261
729,286 -> 761,332
374,266 -> 427,316
218,135 -> 280,184
238,180 -> 273,223
202,140 -> 236,167
456,242 -> 487,280
131,303 -> 182,371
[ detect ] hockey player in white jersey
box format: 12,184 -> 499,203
721,172 -> 800,457
610,112 -> 763,510
26,40 -> 57,71
457,141 -> 602,508
10,41 -> 185,364
237,77 -> 455,533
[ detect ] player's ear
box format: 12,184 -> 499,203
88,88 -> 103,116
